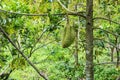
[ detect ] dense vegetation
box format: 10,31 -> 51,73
0,0 -> 120,80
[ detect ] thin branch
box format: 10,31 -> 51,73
93,17 -> 120,25
94,38 -> 120,50
57,0 -> 77,13
95,61 -> 120,65
93,27 -> 119,37
29,40 -> 55,58
29,29 -> 47,57
0,9 -> 86,18
115,37 -> 120,68
0,65 -> 9,76
0,9 -> 47,16
29,18 -> 65,57
0,26 -> 48,80
0,69 -> 13,80
57,0 -> 86,18
0,65 -> 13,80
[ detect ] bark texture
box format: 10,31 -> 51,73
85,0 -> 94,80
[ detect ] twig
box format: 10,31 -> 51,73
93,27 -> 119,37
93,17 -> 120,25
29,28 -> 47,57
95,61 -> 120,65
94,38 -> 120,50
0,9 -> 86,18
0,26 -> 48,80
0,65 -> 9,76
115,37 -> 119,68
57,0 -> 77,13
29,18 -> 65,57
31,40 -> 55,54
57,0 -> 86,18
0,69 -> 13,80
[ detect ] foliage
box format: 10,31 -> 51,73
95,65 -> 120,80
0,0 -> 120,80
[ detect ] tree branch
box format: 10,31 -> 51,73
0,70 -> 13,80
95,61 -> 120,65
57,0 -> 77,13
57,0 -> 86,18
94,38 -> 120,50
0,65 -> 9,76
0,26 -> 48,80
93,27 -> 120,37
29,18 -> 65,57
29,28 -> 47,57
31,40 -> 55,55
0,9 -> 86,18
93,17 -> 120,25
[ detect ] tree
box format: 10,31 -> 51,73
0,0 -> 120,80
85,0 -> 94,80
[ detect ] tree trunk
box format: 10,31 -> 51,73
116,48 -> 120,67
74,2 -> 79,67
110,47 -> 114,62
74,25 -> 79,66
116,37 -> 119,68
85,0 -> 94,80
74,24 -> 79,80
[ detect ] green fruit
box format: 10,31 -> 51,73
62,25 -> 75,48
